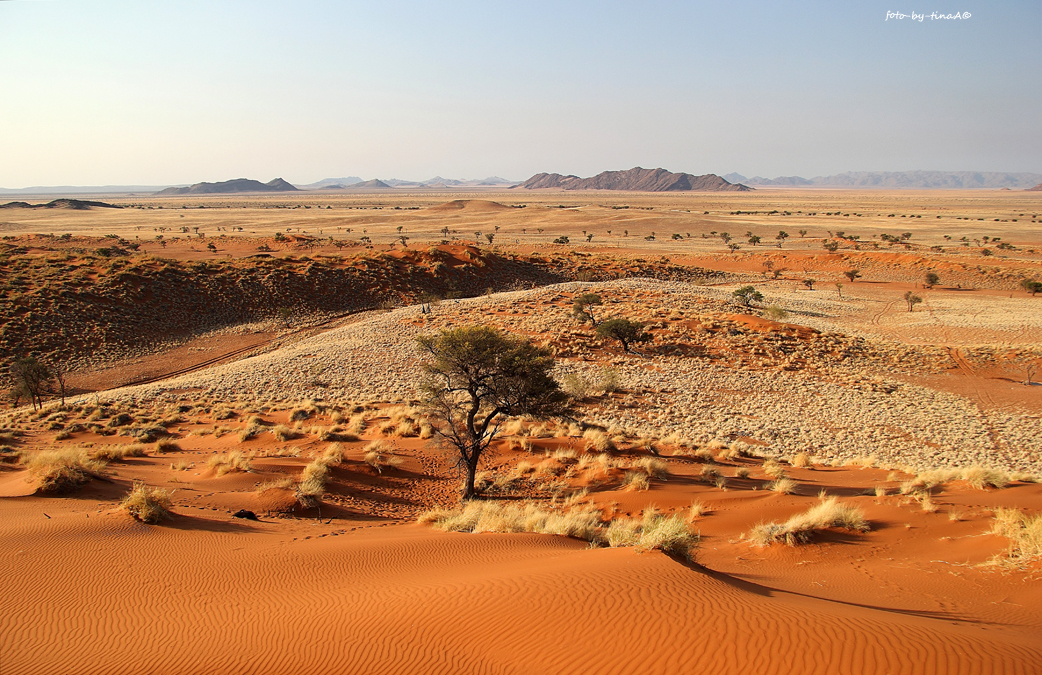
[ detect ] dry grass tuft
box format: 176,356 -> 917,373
990,508 -> 1042,565
769,477 -> 798,494
763,459 -> 786,479
207,451 -> 252,476
420,501 -> 602,542
295,458 -> 329,508
154,439 -> 181,454
121,482 -> 173,523
606,510 -> 700,561
363,440 -> 402,473
733,467 -> 751,479
688,501 -> 709,520
622,471 -> 650,492
170,460 -> 191,471
89,444 -> 148,461
631,456 -> 669,479
583,428 -> 615,453
750,497 -> 868,547
25,449 -> 106,493
271,425 -> 299,442
791,452 -> 812,469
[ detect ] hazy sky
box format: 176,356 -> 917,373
2,0 -> 1039,186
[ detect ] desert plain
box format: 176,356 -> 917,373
1,187 -> 1041,674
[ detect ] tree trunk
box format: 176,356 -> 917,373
462,452 -> 481,500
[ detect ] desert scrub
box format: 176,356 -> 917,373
89,444 -> 148,461
154,439 -> 181,453
990,508 -> 1042,565
271,425 -> 299,442
419,501 -> 602,542
605,510 -> 700,561
122,482 -> 173,524
295,457 -> 330,508
631,456 -> 669,479
25,449 -> 106,493
750,497 -> 868,547
769,478 -> 798,494
363,440 -> 402,473
622,471 -> 650,492
207,451 -> 252,476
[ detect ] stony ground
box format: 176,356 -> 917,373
90,278 -> 1042,475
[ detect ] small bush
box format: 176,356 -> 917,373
89,444 -> 148,461
769,478 -> 797,494
561,372 -> 593,400
122,482 -> 173,523
632,456 -> 669,479
991,508 -> 1042,565
271,425 -> 299,442
207,451 -> 252,476
154,439 -> 181,454
750,497 -> 868,546
622,471 -> 650,491
25,449 -> 106,493
363,440 -> 402,473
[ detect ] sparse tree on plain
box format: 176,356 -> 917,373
1020,279 -> 1042,296
924,272 -> 940,289
572,293 -> 603,325
10,356 -> 52,411
904,291 -> 922,312
802,278 -> 816,290
417,326 -> 568,499
595,318 -> 652,353
823,241 -> 839,252
843,269 -> 861,283
732,286 -> 763,307
775,231 -> 789,247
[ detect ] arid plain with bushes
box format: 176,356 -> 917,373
2,188 -> 1041,674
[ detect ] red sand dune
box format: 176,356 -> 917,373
2,491 -> 1039,675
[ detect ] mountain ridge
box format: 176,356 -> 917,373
514,167 -> 750,192
156,178 -> 299,195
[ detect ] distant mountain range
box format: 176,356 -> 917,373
514,167 -> 750,192
300,176 -> 515,189
724,171 -> 1042,189
156,178 -> 298,195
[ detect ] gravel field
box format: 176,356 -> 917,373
97,279 -> 1042,474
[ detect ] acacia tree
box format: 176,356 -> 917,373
10,356 -> 52,411
904,291 -> 923,312
732,286 -> 763,307
418,326 -> 568,499
572,293 -> 603,325
596,318 -> 652,353
924,272 -> 940,289
843,269 -> 862,283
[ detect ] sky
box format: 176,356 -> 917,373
1,0 -> 1039,186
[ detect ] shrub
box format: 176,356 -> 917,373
271,425 -> 298,441
607,510 -> 700,561
363,440 -> 402,473
991,508 -> 1042,565
122,482 -> 173,523
764,305 -> 788,320
207,451 -> 252,476
154,439 -> 181,454
631,456 -> 669,479
295,458 -> 330,508
597,366 -> 622,393
421,501 -> 601,542
25,449 -> 106,493
89,444 -> 148,461
622,471 -> 650,491
769,478 -> 797,494
750,497 -> 868,546
561,372 -> 594,400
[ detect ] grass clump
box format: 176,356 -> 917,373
750,497 -> 868,547
154,439 -> 182,454
121,481 -> 173,524
769,477 -> 798,494
25,449 -> 106,493
89,444 -> 148,461
606,510 -> 700,561
631,456 -> 669,479
207,451 -> 252,476
990,508 -> 1042,566
363,440 -> 402,473
622,471 -> 650,492
420,501 -> 602,542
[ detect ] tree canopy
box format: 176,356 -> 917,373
417,325 -> 568,499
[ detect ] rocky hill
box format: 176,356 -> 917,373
156,178 -> 299,195
729,171 -> 1042,189
514,167 -> 750,192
